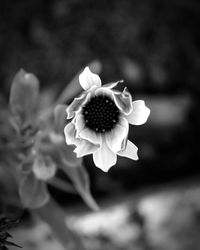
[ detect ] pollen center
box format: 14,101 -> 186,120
82,95 -> 120,133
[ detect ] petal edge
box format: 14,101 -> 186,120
93,140 -> 117,172
79,67 -> 102,90
117,140 -> 138,160
127,100 -> 150,125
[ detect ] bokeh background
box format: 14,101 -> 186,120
0,0 -> 200,249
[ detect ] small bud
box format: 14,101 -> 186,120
49,132 -> 64,144
9,69 -> 39,127
32,155 -> 57,181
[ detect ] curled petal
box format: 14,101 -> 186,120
74,140 -> 99,158
95,86 -> 113,98
117,140 -> 138,160
126,100 -> 150,125
121,136 -> 128,151
106,118 -> 129,153
103,80 -> 123,89
75,114 -> 86,138
113,87 -> 133,115
79,67 -> 101,90
64,122 -> 80,145
66,93 -> 88,119
79,128 -> 101,145
93,139 -> 117,172
86,85 -> 98,93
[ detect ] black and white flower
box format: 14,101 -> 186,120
64,67 -> 150,172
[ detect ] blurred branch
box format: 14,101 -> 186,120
49,177 -> 76,194
34,198 -> 86,250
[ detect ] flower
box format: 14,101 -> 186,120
64,67 -> 150,172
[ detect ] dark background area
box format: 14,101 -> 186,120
0,0 -> 200,201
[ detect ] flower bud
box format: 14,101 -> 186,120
32,155 -> 57,181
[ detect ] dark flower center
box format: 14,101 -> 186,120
82,95 -> 120,133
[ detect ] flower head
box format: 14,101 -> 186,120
64,67 -> 150,172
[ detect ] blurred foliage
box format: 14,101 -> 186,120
0,65 -> 101,249
7,68 -> 98,211
0,217 -> 21,250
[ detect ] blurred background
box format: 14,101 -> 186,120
0,0 -> 200,249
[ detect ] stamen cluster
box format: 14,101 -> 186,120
82,95 -> 120,133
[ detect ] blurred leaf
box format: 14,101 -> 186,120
21,157 -> 34,174
53,104 -> 67,133
19,172 -> 49,209
9,69 -> 39,127
52,104 -> 85,167
57,142 -> 82,167
0,164 -> 21,210
35,198 -> 86,250
0,164 -> 18,195
33,130 -> 80,170
60,163 -> 99,211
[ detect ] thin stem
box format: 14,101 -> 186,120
49,177 -> 76,194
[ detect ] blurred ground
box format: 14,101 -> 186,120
10,178 -> 200,250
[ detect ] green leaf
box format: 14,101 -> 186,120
9,69 -> 39,127
19,172 -> 49,209
60,163 -> 99,211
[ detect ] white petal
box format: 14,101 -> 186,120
74,140 -> 99,158
75,114 -> 85,137
79,128 -> 101,145
93,139 -> 117,172
103,80 -> 123,89
113,87 -> 133,115
66,93 -> 87,119
117,140 -> 138,160
95,86 -> 113,97
106,118 -> 129,153
64,122 -> 80,145
118,116 -> 129,129
79,67 -> 101,90
126,100 -> 150,125
86,84 -> 98,93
